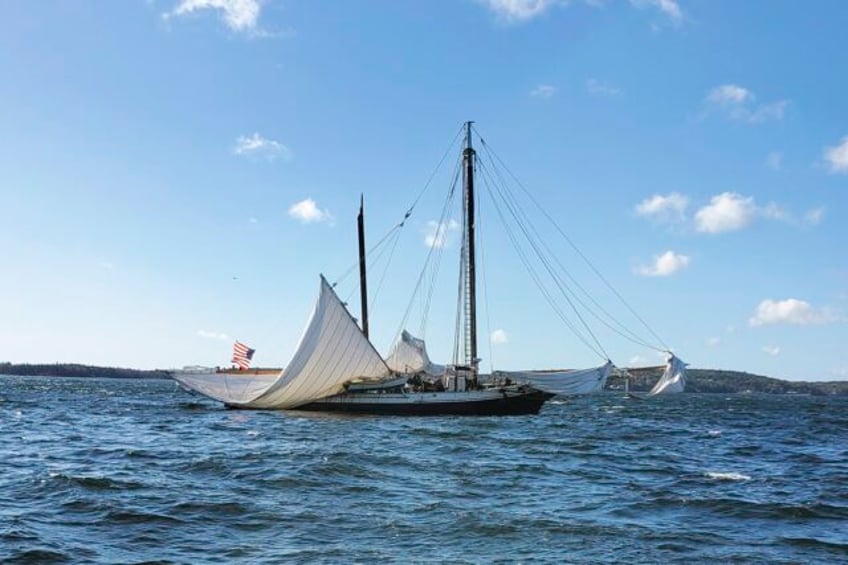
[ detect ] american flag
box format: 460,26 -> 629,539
232,340 -> 255,370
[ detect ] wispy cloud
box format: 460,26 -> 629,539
424,219 -> 460,248
634,192 -> 688,224
762,345 -> 781,356
479,0 -> 683,24
704,84 -> 789,124
586,78 -> 621,97
233,133 -> 292,160
530,84 -> 556,99
164,0 -> 261,33
635,250 -> 690,277
629,355 -> 648,365
491,329 -> 509,344
803,207 -> 826,226
198,329 -> 229,340
706,336 -> 721,347
824,136 -> 848,174
288,198 -> 332,224
630,0 -> 684,25
707,84 -> 754,106
749,298 -> 840,327
478,0 -> 560,22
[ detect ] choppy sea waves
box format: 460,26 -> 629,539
1,376 -> 846,563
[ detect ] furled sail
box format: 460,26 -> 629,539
385,330 -> 447,377
173,276 -> 391,409
648,354 -> 687,395
497,361 -> 613,396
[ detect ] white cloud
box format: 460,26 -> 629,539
748,100 -> 790,123
635,192 -> 688,223
707,84 -> 753,106
804,207 -> 826,226
749,298 -> 840,327
704,84 -> 789,124
766,152 -> 783,171
165,0 -> 261,32
824,136 -> 848,174
289,198 -> 332,224
424,219 -> 460,248
233,133 -> 292,160
481,0 -> 682,24
530,84 -> 556,98
759,202 -> 791,223
248,217 -> 258,224
762,345 -> 781,356
833,368 -> 848,378
629,355 -> 648,365
478,0 -> 559,22
694,192 -> 757,234
706,336 -> 721,347
635,250 -> 690,277
198,329 -> 229,340
491,329 -> 509,344
586,78 -> 620,97
100,261 -> 115,271
630,0 -> 683,24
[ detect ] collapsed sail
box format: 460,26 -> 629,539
172,368 -> 279,405
385,330 -> 447,377
497,361 -> 613,396
173,276 -> 391,409
648,354 -> 687,395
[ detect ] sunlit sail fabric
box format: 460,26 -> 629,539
648,354 -> 687,395
385,330 -> 447,377
499,361 -> 613,396
172,369 -> 279,405
173,276 -> 391,409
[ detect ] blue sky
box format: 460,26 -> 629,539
1,0 -> 846,380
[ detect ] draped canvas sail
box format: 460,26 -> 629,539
497,361 -> 613,396
173,276 -> 391,409
648,354 -> 687,395
385,330 -> 447,377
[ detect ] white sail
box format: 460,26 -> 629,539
648,354 -> 687,395
173,276 -> 391,409
172,368 -> 279,405
385,330 -> 447,377
497,361 -> 613,396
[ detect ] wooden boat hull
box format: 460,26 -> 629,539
293,388 -> 554,416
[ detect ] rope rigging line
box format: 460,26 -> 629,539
476,179 -> 497,374
477,160 -> 609,360
393,153 -> 463,348
478,147 -> 663,353
341,224 -> 403,309
331,123 -> 466,290
477,132 -> 671,353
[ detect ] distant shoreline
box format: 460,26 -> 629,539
1,362 -> 846,395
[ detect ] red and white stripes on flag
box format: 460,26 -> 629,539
232,341 -> 255,370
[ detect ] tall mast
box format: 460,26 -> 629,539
463,121 -> 477,372
357,194 -> 369,339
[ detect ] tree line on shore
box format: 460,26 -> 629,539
2,362 -> 846,395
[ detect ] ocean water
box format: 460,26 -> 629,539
1,376 -> 846,564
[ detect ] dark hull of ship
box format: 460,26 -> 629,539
294,389 -> 554,416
